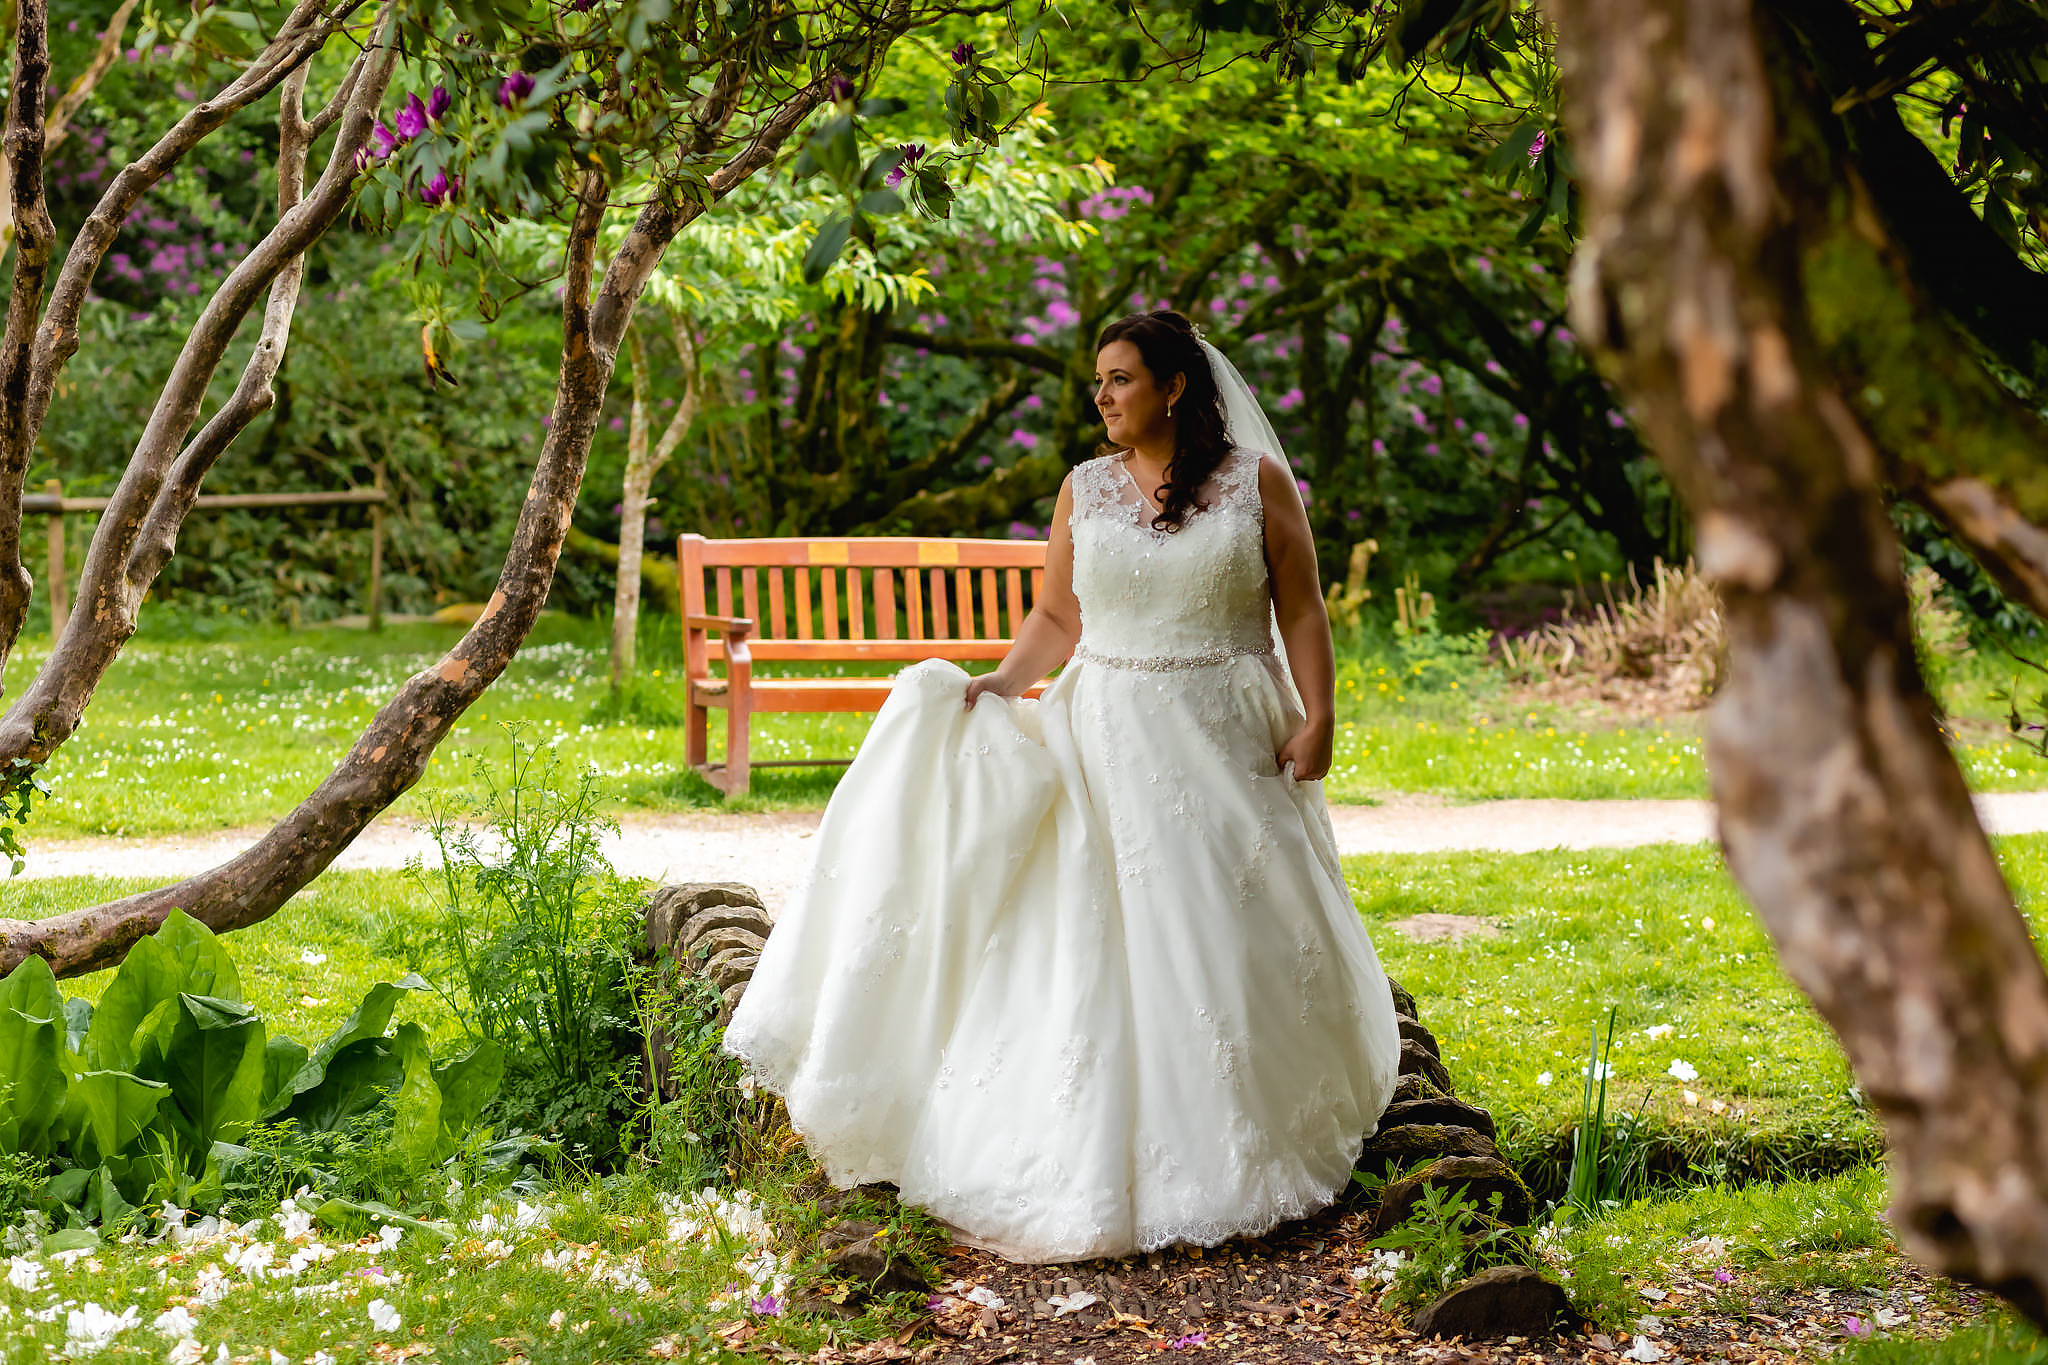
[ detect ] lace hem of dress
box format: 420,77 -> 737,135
1072,641 -> 1273,672
720,1026 -> 1369,1266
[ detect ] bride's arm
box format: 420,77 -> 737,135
965,475 -> 1081,707
1257,453 -> 1338,780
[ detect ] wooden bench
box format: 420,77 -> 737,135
679,534 -> 1053,796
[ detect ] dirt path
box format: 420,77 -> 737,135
24,791 -> 2048,918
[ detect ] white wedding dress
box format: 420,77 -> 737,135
722,446 -> 1402,1264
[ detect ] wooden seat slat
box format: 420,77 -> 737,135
679,532 -> 1052,796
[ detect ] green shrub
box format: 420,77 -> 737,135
1364,1172 -> 1535,1317
401,727 -> 647,1167
0,910 -> 500,1230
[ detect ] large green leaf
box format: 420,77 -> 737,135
142,995 -> 267,1161
259,1037 -> 311,1115
62,1071 -> 171,1164
61,998 -> 92,1062
262,976 -> 425,1117
431,1040 -> 504,1153
82,909 -> 242,1072
282,1036 -> 404,1133
0,956 -> 66,1153
384,1023 -> 442,1170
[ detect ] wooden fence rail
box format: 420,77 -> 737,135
26,477 -> 390,635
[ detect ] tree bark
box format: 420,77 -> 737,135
1554,0 -> 2048,1325
0,0 -> 54,675
0,73 -> 853,979
0,8 -> 395,767
611,314 -> 698,689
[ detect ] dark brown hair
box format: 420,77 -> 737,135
1095,309 -> 1232,532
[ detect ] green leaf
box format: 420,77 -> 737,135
0,955 -> 66,1153
383,1023 -> 443,1170
62,997 -> 91,1060
914,169 -> 954,221
431,1040 -> 503,1154
810,115 -> 859,188
264,976 -> 425,1117
37,1225 -> 98,1253
856,97 -> 907,119
310,1196 -> 454,1242
62,1070 -> 171,1164
260,1037 -> 310,1115
283,1036 -> 404,1133
802,214 -> 854,285
858,188 -> 905,217
145,995 -> 267,1158
83,909 -> 241,1073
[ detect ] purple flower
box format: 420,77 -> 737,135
498,71 -> 535,107
885,142 -> 927,187
428,85 -> 451,120
1712,1267 -> 1735,1284
751,1295 -> 783,1316
1011,429 -> 1038,449
1009,521 -> 1042,540
1168,1332 -> 1206,1349
609,415 -> 626,431
1842,1316 -> 1870,1339
1528,129 -> 1547,161
419,170 -> 455,205
572,0 -> 598,9
394,93 -> 428,142
368,121 -> 398,159
830,74 -> 857,102
950,40 -> 976,66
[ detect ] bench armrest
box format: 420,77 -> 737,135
686,612 -> 755,641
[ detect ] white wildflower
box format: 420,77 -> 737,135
1583,1062 -> 1615,1081
1643,1024 -> 1674,1039
274,1201 -> 314,1242
299,950 -> 327,966
1622,1336 -> 1667,1363
1535,1071 -> 1553,1087
1667,1059 -> 1699,1083
310,1353 -> 336,1365
166,1340 -> 205,1365
377,1223 -> 403,1252
367,1298 -> 401,1333
8,1255 -> 46,1292
223,1241 -> 275,1279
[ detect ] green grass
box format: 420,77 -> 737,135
11,616 -> 2048,839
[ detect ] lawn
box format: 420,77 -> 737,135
10,615 -> 2048,840
16,837 -> 2048,1356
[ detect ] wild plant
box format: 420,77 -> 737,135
1367,1178 -> 1531,1317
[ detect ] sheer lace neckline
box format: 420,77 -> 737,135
1115,454 -> 1167,519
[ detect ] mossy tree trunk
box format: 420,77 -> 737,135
1555,0 -> 2048,1326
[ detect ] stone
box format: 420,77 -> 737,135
1376,1096 -> 1498,1141
1388,976 -> 1418,1022
645,880 -> 770,958
691,925 -> 769,961
1390,1072 -> 1446,1104
1398,1017 -> 1440,1056
818,1219 -> 931,1300
1355,1124 -> 1501,1178
1410,1265 -> 1581,1341
702,946 -> 762,993
1398,1038 -> 1454,1094
1372,1156 -> 1534,1235
1387,913 -> 1502,942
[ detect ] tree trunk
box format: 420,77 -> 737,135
0,76 -> 841,979
1554,0 -> 2048,1326
610,315 -> 698,690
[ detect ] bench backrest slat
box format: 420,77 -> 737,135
681,535 -> 1045,657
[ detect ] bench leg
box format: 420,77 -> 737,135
686,693 -> 708,772
725,701 -> 751,797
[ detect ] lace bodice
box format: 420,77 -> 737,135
1068,447 -> 1273,661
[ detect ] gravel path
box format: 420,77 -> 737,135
25,790 -> 2048,918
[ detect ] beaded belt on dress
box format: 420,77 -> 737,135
1071,641 -> 1273,672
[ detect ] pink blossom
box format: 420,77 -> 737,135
498,71 -> 535,107
394,93 -> 428,142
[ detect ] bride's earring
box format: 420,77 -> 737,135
1166,402 -> 1174,417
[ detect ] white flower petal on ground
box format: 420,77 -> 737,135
62,1301 -> 140,1356
299,950 -> 327,966
1048,1291 -> 1099,1316
1622,1335 -> 1668,1363
377,1224 -> 403,1251
1643,1024 -> 1674,1039
7,1256 -> 45,1292
151,1306 -> 197,1338
1874,1307 -> 1910,1329
166,1340 -> 205,1365
1536,1071 -> 1553,1087
1667,1059 -> 1699,1083
367,1298 -> 401,1334
964,1285 -> 1005,1308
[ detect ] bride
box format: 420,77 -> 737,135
722,309 -> 1402,1265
